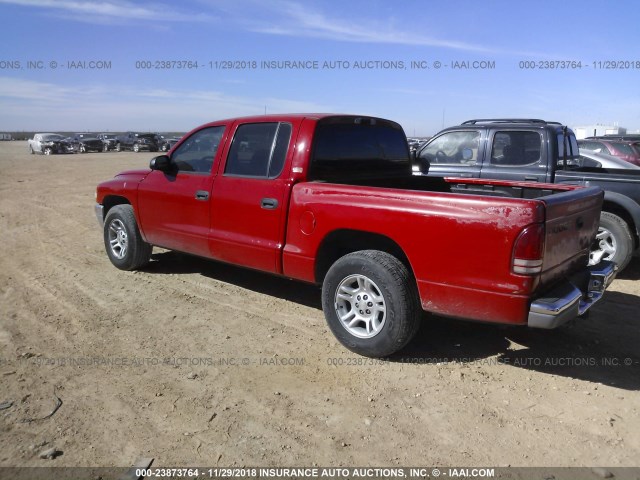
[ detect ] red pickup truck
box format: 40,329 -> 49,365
95,114 -> 616,357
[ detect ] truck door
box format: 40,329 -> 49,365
208,121 -> 296,273
137,125 -> 227,257
479,130 -> 547,182
418,130 -> 483,178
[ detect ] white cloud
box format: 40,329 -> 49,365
0,77 -> 333,131
195,0 -> 554,58
0,0 -> 214,24
250,0 -> 491,52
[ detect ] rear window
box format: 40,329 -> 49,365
612,143 -> 635,155
310,117 -> 410,180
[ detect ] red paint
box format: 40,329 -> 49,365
96,114 -> 604,326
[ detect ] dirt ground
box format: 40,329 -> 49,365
0,141 -> 639,472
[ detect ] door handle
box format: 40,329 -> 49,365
261,198 -> 278,209
524,176 -> 538,181
457,173 -> 473,178
195,190 -> 209,201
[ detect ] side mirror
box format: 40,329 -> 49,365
462,148 -> 473,161
411,149 -> 430,174
150,155 -> 172,172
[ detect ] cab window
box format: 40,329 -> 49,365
171,126 -> 224,173
491,131 -> 542,166
225,122 -> 292,178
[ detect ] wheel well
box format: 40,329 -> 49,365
103,196 -> 131,218
603,201 -> 639,249
315,230 -> 415,284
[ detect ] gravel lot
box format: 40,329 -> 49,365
0,141 -> 639,472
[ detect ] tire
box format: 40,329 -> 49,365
590,211 -> 633,271
322,250 -> 421,357
103,143 -> 109,152
103,205 -> 152,271
133,143 -> 140,153
79,144 -> 86,153
29,145 -> 34,154
43,147 -> 52,155
115,143 -> 121,152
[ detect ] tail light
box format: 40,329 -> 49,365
512,224 -> 545,275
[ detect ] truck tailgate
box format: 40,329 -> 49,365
539,186 -> 603,287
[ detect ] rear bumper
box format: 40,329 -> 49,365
528,261 -> 617,329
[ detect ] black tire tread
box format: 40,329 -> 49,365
600,211 -> 633,271
104,205 -> 152,271
322,250 -> 421,357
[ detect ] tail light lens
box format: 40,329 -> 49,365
512,224 -> 545,275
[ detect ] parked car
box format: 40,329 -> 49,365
586,134 -> 640,142
414,119 -> 640,270
97,133 -> 118,152
406,138 -> 428,154
160,136 -> 182,152
70,133 -> 104,153
577,149 -> 640,170
578,139 -> 640,166
27,133 -> 75,155
115,132 -> 159,152
95,114 -> 615,357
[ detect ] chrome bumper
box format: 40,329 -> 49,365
94,203 -> 104,227
528,261 -> 617,329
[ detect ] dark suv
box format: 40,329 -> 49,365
415,118 -> 640,270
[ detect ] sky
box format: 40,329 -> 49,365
0,0 -> 639,136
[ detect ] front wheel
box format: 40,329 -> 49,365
115,143 -> 121,152
322,250 -> 421,357
29,145 -> 34,154
103,205 -> 152,270
133,143 -> 140,152
43,147 -> 52,155
589,211 -> 633,271
79,144 -> 86,153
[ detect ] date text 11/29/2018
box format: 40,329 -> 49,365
518,60 -> 640,69
134,467 -> 497,478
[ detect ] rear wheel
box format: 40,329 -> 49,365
590,211 -> 633,271
79,144 -> 86,153
103,205 -> 152,270
103,143 -> 109,152
322,250 -> 421,357
115,143 -> 121,152
133,143 -> 140,153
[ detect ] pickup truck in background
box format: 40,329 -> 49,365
414,119 -> 640,271
114,132 -> 160,153
97,133 -> 118,152
69,133 -> 104,153
95,114 -> 616,357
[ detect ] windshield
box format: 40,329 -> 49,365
42,134 -> 65,141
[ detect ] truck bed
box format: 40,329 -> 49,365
287,176 -> 603,324
335,174 -> 575,199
